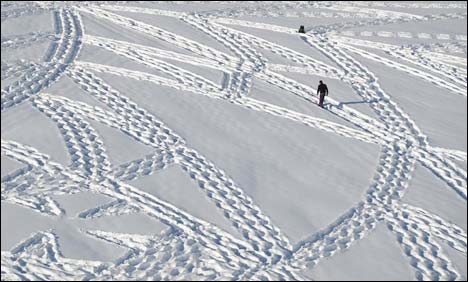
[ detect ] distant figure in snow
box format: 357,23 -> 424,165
298,25 -> 305,33
317,80 -> 328,108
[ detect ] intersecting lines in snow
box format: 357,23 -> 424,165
1,1 -> 467,281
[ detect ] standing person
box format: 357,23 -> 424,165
317,80 -> 328,108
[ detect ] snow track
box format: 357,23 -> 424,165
1,1 -> 466,281
1,31 -> 57,50
1,8 -> 83,112
64,67 -> 294,263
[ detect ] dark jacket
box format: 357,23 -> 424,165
317,84 -> 328,95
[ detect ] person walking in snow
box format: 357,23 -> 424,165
317,80 -> 328,108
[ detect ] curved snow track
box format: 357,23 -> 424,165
1,1 -> 466,281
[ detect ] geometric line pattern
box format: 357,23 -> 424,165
1,2 -> 466,281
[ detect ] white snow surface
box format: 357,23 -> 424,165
1,1 -> 467,281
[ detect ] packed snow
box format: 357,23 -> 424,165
1,1 -> 467,281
